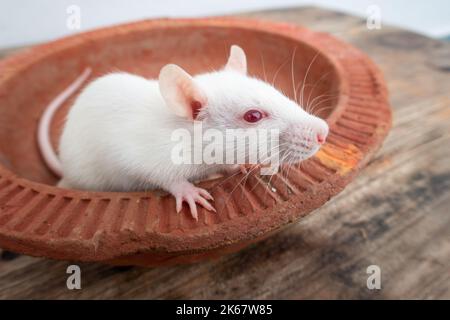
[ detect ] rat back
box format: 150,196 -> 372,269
58,73 -> 207,191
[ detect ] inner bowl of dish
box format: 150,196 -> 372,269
0,18 -> 390,266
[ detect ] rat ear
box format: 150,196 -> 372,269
159,64 -> 206,120
224,45 -> 247,74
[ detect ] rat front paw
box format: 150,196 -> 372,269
169,181 -> 215,221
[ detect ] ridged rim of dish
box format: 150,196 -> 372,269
0,17 -> 391,262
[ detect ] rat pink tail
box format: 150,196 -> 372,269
37,68 -> 92,177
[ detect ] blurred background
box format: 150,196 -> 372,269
1,0 -> 450,50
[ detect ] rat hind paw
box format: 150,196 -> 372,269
170,181 -> 215,221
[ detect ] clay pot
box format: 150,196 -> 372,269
0,18 -> 391,266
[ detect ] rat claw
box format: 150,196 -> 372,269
186,197 -> 198,221
175,196 -> 182,213
199,188 -> 214,201
195,195 -> 216,212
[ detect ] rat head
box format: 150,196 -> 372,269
159,45 -> 329,165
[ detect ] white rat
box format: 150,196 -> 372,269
38,45 -> 328,220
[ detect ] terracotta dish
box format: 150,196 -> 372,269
0,18 -> 391,266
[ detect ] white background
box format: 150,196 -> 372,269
1,0 -> 449,49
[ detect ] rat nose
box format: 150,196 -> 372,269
310,116 -> 329,145
316,130 -> 328,145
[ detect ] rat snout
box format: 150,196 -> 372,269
312,118 -> 329,145
315,127 -> 328,145
316,133 -> 326,144
279,115 -> 329,163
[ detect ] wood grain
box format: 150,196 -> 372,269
0,6 -> 449,299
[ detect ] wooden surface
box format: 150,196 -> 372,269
0,6 -> 449,299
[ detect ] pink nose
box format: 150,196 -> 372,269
316,133 -> 326,144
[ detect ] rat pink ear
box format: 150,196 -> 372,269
159,64 -> 206,120
224,45 -> 247,74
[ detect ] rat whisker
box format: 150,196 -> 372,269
291,46 -> 298,103
309,96 -> 338,115
308,93 -> 338,111
260,52 -> 267,82
211,142 -> 289,192
311,105 -> 336,117
305,71 -> 332,113
246,150 -> 283,202
299,52 -> 319,108
272,57 -> 290,88
222,142 -> 283,202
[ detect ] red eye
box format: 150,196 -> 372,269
243,109 -> 264,123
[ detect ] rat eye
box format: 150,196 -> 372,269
243,109 -> 264,123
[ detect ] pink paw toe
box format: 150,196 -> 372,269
171,182 -> 216,221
